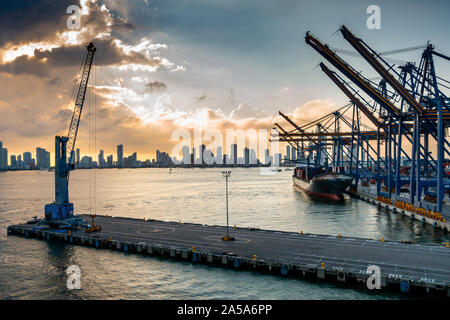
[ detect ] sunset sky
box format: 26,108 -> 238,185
0,0 -> 449,161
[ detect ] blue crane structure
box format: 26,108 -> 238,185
43,42 -> 96,228
275,25 -> 449,220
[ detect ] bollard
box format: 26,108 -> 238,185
321,262 -> 325,269
381,237 -> 385,242
252,254 -> 257,261
337,234 -> 342,239
192,246 -> 196,253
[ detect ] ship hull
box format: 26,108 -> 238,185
293,173 -> 353,200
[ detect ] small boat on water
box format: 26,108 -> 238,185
293,166 -> 353,200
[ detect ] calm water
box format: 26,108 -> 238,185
0,168 -> 448,300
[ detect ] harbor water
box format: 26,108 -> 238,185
0,168 -> 448,299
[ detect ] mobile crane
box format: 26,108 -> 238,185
43,42 -> 98,229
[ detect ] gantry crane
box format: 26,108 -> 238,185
44,42 -> 96,228
301,25 -> 449,214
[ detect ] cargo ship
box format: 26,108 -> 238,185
293,166 -> 353,200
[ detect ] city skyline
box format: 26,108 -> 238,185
0,139 -> 287,170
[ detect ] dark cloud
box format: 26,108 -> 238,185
145,81 -> 167,93
0,0 -> 73,46
0,37 -> 161,76
0,0 -> 134,47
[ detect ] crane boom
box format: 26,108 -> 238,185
305,32 -> 401,116
68,42 -> 96,165
339,25 -> 424,114
319,62 -> 382,128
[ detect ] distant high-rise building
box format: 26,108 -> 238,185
264,148 -> 270,165
0,141 -> 4,169
216,146 -> 223,165
291,147 -> 296,161
274,153 -> 282,166
36,147 -> 50,169
10,155 -> 16,169
80,156 -> 93,168
117,144 -> 123,168
98,150 -> 105,168
23,152 -> 32,169
244,147 -> 250,166
76,148 -> 80,166
250,149 -> 257,165
231,144 -> 237,166
182,146 -> 190,164
1,147 -> 7,169
131,152 -> 137,168
69,150 -> 75,165
204,149 -> 214,165
286,145 -> 290,162
107,155 -> 113,168
200,144 -> 206,165
17,155 -> 23,169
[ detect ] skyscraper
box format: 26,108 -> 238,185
0,141 -> 3,169
216,146 -> 223,165
36,147 -> 50,169
244,147 -> 249,166
98,150 -> 105,168
286,145 -> 290,162
10,155 -> 16,169
231,144 -> 237,166
250,149 -> 257,165
182,146 -> 190,164
76,148 -> 80,166
265,148 -> 270,165
200,144 -> 206,165
117,144 -> 123,168
107,155 -> 113,167
2,147 -> 7,169
0,142 -> 7,169
291,147 -> 296,162
23,152 -> 32,169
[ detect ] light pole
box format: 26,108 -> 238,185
221,171 -> 234,241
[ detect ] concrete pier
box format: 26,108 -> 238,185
348,186 -> 450,232
7,215 -> 450,297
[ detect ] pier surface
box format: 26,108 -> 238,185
7,215 -> 450,296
